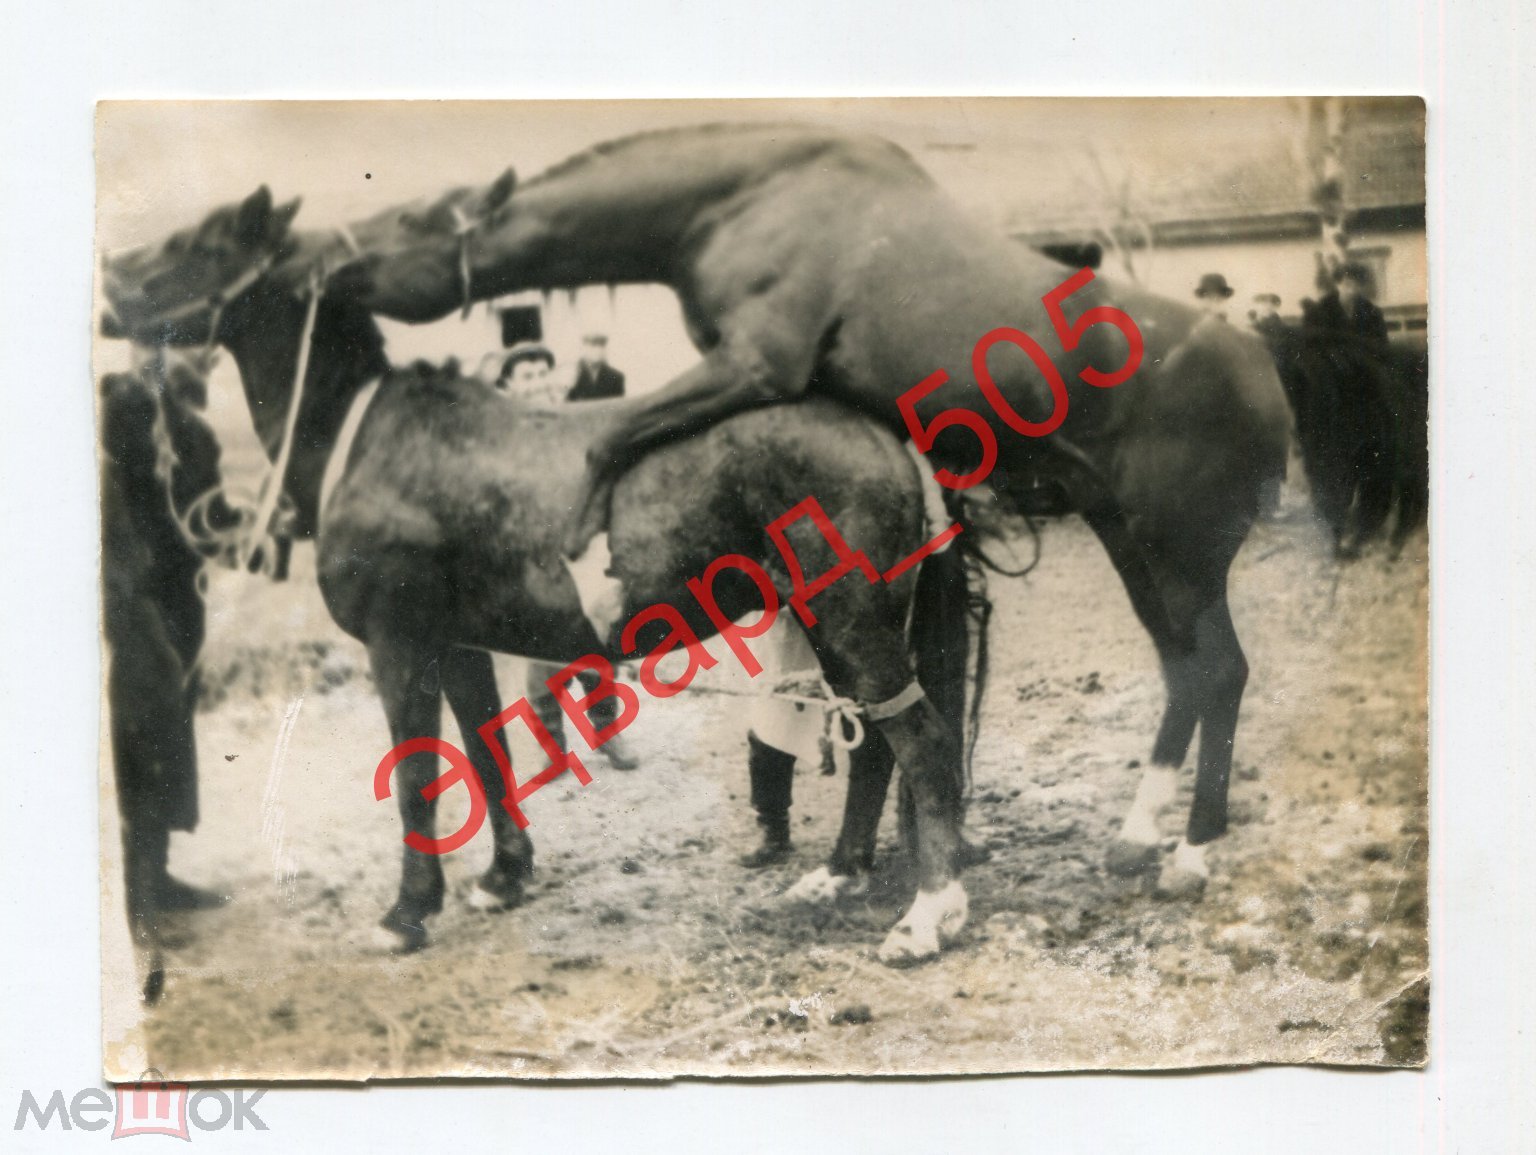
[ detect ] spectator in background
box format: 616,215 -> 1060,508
1194,273 -> 1235,322
1307,262 -> 1390,351
496,341 -> 566,406
1248,292 -> 1288,341
500,339 -> 640,770
567,332 -> 626,401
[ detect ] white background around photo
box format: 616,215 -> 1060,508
2,0 -> 1532,1150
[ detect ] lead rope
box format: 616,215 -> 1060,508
450,204 -> 477,320
239,269 -> 322,571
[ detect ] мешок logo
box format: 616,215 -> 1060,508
112,1074 -> 190,1140
14,1071 -> 266,1138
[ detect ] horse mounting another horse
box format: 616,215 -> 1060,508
103,188 -> 978,964
324,123 -> 1294,894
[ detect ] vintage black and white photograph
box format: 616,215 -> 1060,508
94,97 -> 1428,1079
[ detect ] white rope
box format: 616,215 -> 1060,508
240,273 -> 321,570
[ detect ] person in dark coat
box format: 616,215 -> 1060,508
101,351 -> 231,950
566,332 -> 626,401
1248,292 -> 1288,340
1296,262 -> 1401,553
1306,262 -> 1391,350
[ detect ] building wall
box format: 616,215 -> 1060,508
1132,227 -> 1427,321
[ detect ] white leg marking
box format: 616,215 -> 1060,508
783,866 -> 853,905
466,881 -> 509,912
368,923 -> 419,953
1119,767 -> 1178,846
1155,838 -> 1211,899
562,533 -> 626,641
878,880 -> 969,964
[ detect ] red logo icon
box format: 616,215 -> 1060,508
112,1071 -> 190,1141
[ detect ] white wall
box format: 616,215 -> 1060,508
1137,227 -> 1427,318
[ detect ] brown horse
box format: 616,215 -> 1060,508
103,190 -> 975,963
325,124 -> 1294,894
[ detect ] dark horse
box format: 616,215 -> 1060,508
326,124 -> 1294,895
100,350 -> 235,994
103,190 -> 976,964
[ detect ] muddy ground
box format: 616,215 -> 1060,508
102,489 -> 1428,1079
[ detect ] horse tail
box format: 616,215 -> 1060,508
910,520 -> 975,798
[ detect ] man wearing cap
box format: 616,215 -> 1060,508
1194,273 -> 1235,321
567,333 -> 626,402
496,341 -> 565,405
1248,292 -> 1288,341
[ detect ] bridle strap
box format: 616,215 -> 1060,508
450,203 -> 478,319
128,252 -> 276,336
238,268 -> 323,570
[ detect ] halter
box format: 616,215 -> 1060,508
449,203 -> 480,319
122,253 -> 276,361
114,241 -> 342,573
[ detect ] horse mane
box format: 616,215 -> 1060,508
521,122 -> 923,190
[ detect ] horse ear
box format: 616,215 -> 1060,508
235,185 -> 275,247
482,167 -> 517,213
272,196 -> 303,235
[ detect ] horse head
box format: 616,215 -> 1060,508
101,186 -> 302,347
325,169 -> 517,323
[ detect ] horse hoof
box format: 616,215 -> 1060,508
1105,838 -> 1162,878
376,914 -> 430,953
877,881 -> 968,966
782,866 -> 852,905
1154,840 -> 1210,901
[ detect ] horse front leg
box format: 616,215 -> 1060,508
368,636 -> 450,952
439,646 -> 536,911
564,317 -> 819,559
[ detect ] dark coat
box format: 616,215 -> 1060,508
100,368 -> 223,836
567,361 -> 626,402
1305,291 -> 1391,350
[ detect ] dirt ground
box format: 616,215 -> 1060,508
101,483 -> 1428,1079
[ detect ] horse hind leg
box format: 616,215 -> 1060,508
1078,508 -> 1200,879
1107,660 -> 1198,879
807,609 -> 967,965
1156,588 -> 1249,900
439,647 -> 536,911
368,635 -> 451,952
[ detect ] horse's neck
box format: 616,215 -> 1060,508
220,283 -> 388,533
477,126 -> 846,291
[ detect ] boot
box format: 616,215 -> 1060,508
598,729 -> 640,771
739,734 -> 796,868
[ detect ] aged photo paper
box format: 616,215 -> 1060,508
95,98 -> 1428,1079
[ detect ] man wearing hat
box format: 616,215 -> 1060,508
567,332 -> 626,402
1194,273 -> 1235,321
